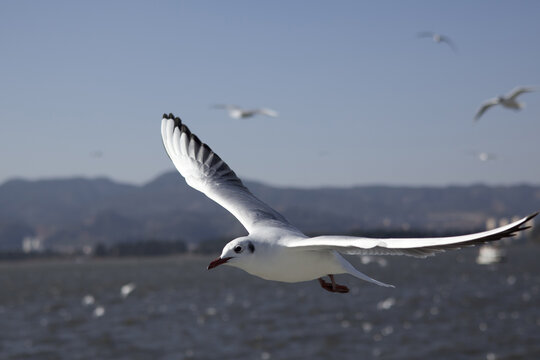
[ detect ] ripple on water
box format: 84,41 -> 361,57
1,246 -> 539,359
376,297 -> 396,310
92,306 -> 105,318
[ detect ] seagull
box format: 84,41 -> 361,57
474,87 -> 535,121
161,113 -> 537,293
467,151 -> 497,162
417,31 -> 457,52
212,104 -> 278,119
477,152 -> 497,162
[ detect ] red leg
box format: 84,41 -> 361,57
318,277 -> 334,292
318,275 -> 349,293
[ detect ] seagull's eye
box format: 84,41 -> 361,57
234,245 -> 243,254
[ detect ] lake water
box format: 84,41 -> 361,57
1,243 -> 539,360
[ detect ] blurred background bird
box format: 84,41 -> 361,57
474,87 -> 536,121
212,104 -> 279,119
417,31 -> 457,52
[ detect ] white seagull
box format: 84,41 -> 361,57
212,104 -> 278,119
477,152 -> 497,162
474,87 -> 535,121
417,31 -> 457,52
467,151 -> 498,162
161,113 -> 537,293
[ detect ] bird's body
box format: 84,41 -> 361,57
478,152 -> 497,162
213,104 -> 278,119
211,232 -> 393,288
467,151 -> 497,162
417,31 -> 457,52
475,87 -> 535,121
161,113 -> 537,293
229,234 -> 345,283
499,96 -> 523,110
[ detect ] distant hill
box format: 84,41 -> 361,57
0,172 -> 539,251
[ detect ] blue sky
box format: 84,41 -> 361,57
1,1 -> 539,187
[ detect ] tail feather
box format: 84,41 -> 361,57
335,253 -> 395,288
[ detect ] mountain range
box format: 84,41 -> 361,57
1,172 -> 539,251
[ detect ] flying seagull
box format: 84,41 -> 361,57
477,152 -> 497,162
474,87 -> 535,121
417,31 -> 457,52
161,113 -> 537,293
467,151 -> 498,162
212,104 -> 278,119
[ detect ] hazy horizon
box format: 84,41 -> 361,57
3,170 -> 540,190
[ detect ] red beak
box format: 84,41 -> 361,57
207,256 -> 232,270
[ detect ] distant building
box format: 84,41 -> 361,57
485,216 -> 535,241
21,236 -> 44,253
485,218 -> 497,231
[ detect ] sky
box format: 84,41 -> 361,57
1,0 -> 539,188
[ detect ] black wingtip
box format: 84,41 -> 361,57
180,123 -> 191,136
190,133 -> 202,145
526,211 -> 539,222
162,113 -> 184,128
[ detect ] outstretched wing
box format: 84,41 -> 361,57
439,36 -> 458,53
255,108 -> 279,117
161,113 -> 299,234
506,87 -> 535,101
286,213 -> 537,258
474,98 -> 500,121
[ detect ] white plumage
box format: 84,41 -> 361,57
212,104 -> 278,119
161,113 -> 537,293
475,87 -> 535,121
417,31 -> 457,53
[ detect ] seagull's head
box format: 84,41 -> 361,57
207,237 -> 256,270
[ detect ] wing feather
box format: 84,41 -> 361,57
474,98 -> 499,121
160,113 -> 299,234
256,108 -> 279,117
439,36 -> 457,53
506,87 -> 535,101
286,213 -> 537,258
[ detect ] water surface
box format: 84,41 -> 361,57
1,243 -> 539,359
